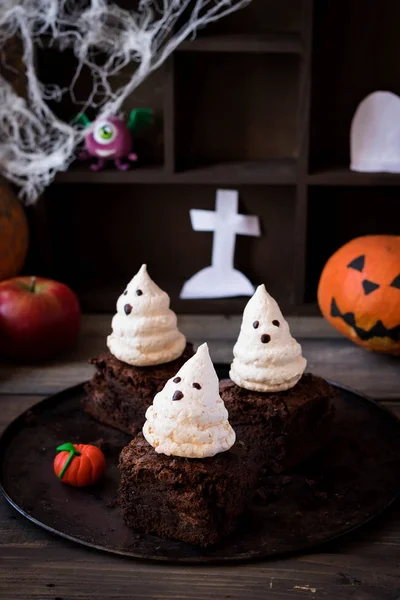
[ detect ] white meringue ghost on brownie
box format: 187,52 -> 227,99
230,284 -> 307,392
143,343 -> 236,458
107,264 -> 186,367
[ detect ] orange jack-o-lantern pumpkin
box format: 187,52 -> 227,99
318,235 -> 400,355
0,181 -> 29,282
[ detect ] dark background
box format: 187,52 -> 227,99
22,0 -> 400,314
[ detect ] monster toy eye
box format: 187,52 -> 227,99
93,121 -> 116,145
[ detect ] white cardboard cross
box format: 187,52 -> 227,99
180,189 -> 261,299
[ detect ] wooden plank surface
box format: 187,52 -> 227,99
0,315 -> 399,399
0,396 -> 44,432
0,522 -> 399,600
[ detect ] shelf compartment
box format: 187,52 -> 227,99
194,0 -> 303,36
175,52 -> 300,168
173,159 -> 297,184
177,33 -> 302,54
45,185 -> 298,313
309,0 -> 400,173
55,165 -> 167,184
37,46 -> 166,165
305,186 -> 400,303
54,159 -> 297,185
308,168 -> 400,186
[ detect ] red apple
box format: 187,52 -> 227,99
0,276 -> 81,362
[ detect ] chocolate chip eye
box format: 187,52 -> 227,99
261,334 -> 271,343
192,382 -> 201,390
173,377 -> 181,383
136,289 -> 143,296
124,304 -> 132,315
391,274 -> 400,290
253,321 -> 259,329
123,290 -> 128,295
362,279 -> 380,295
272,320 -> 280,327
173,390 -> 184,401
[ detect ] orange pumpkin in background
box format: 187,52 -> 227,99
0,181 -> 29,281
318,235 -> 400,355
54,443 -> 106,487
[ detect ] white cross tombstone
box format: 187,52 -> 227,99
180,189 -> 261,299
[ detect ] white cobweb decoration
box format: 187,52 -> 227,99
0,0 -> 251,204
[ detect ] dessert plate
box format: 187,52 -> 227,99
1,367 -> 400,564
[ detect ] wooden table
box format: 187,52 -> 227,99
1,316 -> 399,600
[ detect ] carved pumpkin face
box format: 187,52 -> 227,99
317,235 -> 400,355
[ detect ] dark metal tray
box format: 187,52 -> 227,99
1,367 -> 400,564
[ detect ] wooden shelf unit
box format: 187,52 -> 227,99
27,0 -> 400,315
176,33 -> 303,54
54,159 -> 297,185
308,168 -> 400,186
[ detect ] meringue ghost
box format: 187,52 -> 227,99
143,343 -> 236,458
107,264 -> 186,366
230,284 -> 307,392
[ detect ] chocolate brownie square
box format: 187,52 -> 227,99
220,373 -> 336,473
119,434 -> 259,547
82,343 -> 194,436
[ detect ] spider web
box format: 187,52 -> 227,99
0,0 -> 251,204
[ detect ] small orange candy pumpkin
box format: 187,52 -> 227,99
318,235 -> 400,355
54,443 -> 106,487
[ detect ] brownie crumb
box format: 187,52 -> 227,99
337,573 -> 362,586
24,411 -> 37,428
106,498 -> 119,509
91,438 -> 105,450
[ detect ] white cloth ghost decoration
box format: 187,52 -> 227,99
351,91 -> 400,173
